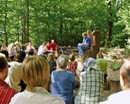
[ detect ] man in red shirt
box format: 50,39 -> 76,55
50,40 -> 57,52
0,53 -> 17,104
50,40 -> 58,57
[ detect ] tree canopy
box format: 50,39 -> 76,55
0,0 -> 129,47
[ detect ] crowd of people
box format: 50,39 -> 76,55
0,36 -> 130,104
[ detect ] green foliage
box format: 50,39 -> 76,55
109,61 -> 123,71
0,0 -> 129,47
112,0 -> 130,47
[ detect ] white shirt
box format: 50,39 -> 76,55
99,90 -> 130,104
5,61 -> 22,92
37,45 -> 44,55
9,87 -> 65,104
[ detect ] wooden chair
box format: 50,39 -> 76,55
84,30 -> 100,59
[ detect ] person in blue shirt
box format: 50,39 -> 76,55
77,30 -> 91,56
50,54 -> 75,104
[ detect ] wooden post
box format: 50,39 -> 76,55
91,30 -> 100,59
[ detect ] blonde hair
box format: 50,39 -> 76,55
87,30 -> 92,36
120,61 -> 130,88
47,53 -> 55,61
22,55 -> 50,91
97,52 -> 104,58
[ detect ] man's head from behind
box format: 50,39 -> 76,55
120,60 -> 130,90
0,53 -> 8,80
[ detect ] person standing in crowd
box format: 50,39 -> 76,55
51,54 -> 75,104
77,30 -> 91,57
10,55 -> 65,104
0,53 -> 17,104
75,57 -> 106,104
99,60 -> 130,104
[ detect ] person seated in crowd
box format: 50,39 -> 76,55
77,30 -> 91,57
1,42 -> 9,58
37,42 -> 46,55
14,42 -> 21,57
67,53 -> 78,76
75,57 -> 106,104
96,52 -> 108,90
47,53 -> 56,74
8,43 -> 17,61
50,39 -> 57,52
25,41 -> 37,55
99,60 -> 130,104
5,50 -> 26,92
51,54 -> 75,104
67,53 -> 79,88
1,42 -> 8,51
50,39 -> 58,57
10,55 -> 64,104
43,41 -> 54,56
0,53 -> 17,104
28,48 -> 35,56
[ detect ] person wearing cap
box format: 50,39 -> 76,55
75,57 -> 106,104
99,60 -> 130,104
50,54 -> 75,104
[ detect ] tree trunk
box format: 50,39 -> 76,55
47,0 -> 51,41
106,0 -> 113,46
21,16 -> 27,43
21,0 -> 30,44
59,0 -> 63,39
26,0 -> 29,42
4,0 -> 8,45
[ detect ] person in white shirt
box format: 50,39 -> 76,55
5,50 -> 26,92
37,42 -> 46,55
9,55 -> 64,104
99,60 -> 130,104
5,61 -> 22,92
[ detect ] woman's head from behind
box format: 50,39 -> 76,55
69,53 -> 75,62
120,60 -> 130,90
22,55 -> 50,91
47,53 -> 55,61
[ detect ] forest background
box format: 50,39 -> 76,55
0,0 -> 129,48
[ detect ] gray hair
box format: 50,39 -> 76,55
56,54 -> 68,68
